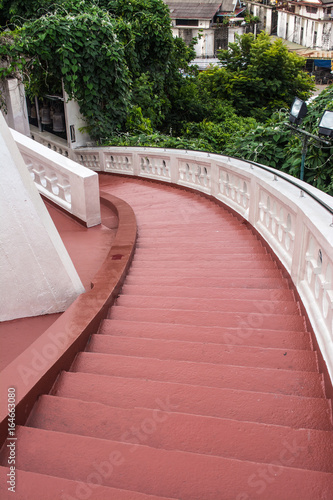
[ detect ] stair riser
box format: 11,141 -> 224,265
73,352 -> 324,398
124,276 -> 289,289
6,426 -> 333,500
121,285 -> 295,301
27,396 -> 333,473
127,269 -> 282,279
87,336 -> 317,372
115,296 -> 299,315
0,466 -> 175,500
130,261 -> 277,270
109,307 -> 305,332
51,372 -> 332,430
99,319 -> 312,350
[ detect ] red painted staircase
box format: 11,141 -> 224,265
1,176 -> 333,499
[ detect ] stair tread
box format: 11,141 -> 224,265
109,306 -> 305,331
121,284 -> 296,301
51,371 -> 332,430
26,395 -> 333,473
115,295 -> 299,315
99,319 -> 313,350
72,351 -> 324,397
0,466 -> 172,500
87,334 -> 318,372
124,275 -> 289,288
2,426 -> 333,500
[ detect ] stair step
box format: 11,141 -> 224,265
26,395 -> 333,473
87,335 -> 317,372
121,284 -> 296,301
99,319 -> 313,350
115,295 -> 299,315
0,465 -> 173,500
109,306 -> 305,331
127,267 -> 283,279
124,275 -> 288,288
131,253 -> 274,262
3,426 -> 333,500
130,259 -> 277,270
134,245 -> 268,255
137,230 -> 254,238
51,372 -> 332,430
72,351 -> 324,397
136,240 -> 264,248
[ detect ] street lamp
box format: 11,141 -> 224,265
287,99 -> 332,181
318,110 -> 333,138
289,97 -> 308,126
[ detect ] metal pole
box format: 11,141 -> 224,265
300,135 -> 308,181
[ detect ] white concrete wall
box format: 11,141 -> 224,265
277,10 -> 333,49
63,90 -> 92,149
1,78 -> 30,136
12,128 -> 101,228
0,112 -> 85,321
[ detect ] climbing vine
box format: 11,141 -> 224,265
0,1 -> 132,139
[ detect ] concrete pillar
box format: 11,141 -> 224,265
1,78 -> 30,136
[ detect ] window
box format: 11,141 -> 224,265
176,19 -> 198,26
306,6 -> 318,14
313,31 -> 317,47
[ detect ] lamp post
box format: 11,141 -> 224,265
286,98 -> 333,181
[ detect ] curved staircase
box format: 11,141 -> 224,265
1,175 -> 333,499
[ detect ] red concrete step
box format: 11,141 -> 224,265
87,335 -> 317,372
136,237 -> 263,246
109,306 -> 305,331
137,227 -> 254,237
51,372 -> 332,430
115,295 -> 299,315
131,252 -> 274,262
127,267 -> 283,279
0,466 -> 172,500
3,426 -> 333,500
27,395 -> 333,473
121,284 -> 296,302
72,351 -> 324,397
99,319 -> 313,350
134,245 -> 268,255
130,259 -> 277,270
124,275 -> 288,288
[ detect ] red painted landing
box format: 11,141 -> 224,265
1,175 -> 333,499
0,200 -> 117,371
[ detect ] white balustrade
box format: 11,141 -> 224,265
12,129 -> 101,227
30,126 -> 70,158
74,145 -> 333,383
139,154 -> 171,181
74,151 -> 101,171
105,153 -> 134,174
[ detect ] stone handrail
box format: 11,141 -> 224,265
11,129 -> 101,227
72,145 -> 333,384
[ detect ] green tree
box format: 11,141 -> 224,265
0,0 -> 196,138
1,1 -> 131,140
201,32 -> 315,120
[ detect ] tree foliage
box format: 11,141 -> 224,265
203,32 -> 315,120
0,5 -> 331,194
0,0 -> 195,138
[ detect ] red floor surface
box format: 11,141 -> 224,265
1,175 -> 333,499
0,200 -> 117,371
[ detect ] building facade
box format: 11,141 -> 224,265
277,0 -> 333,50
